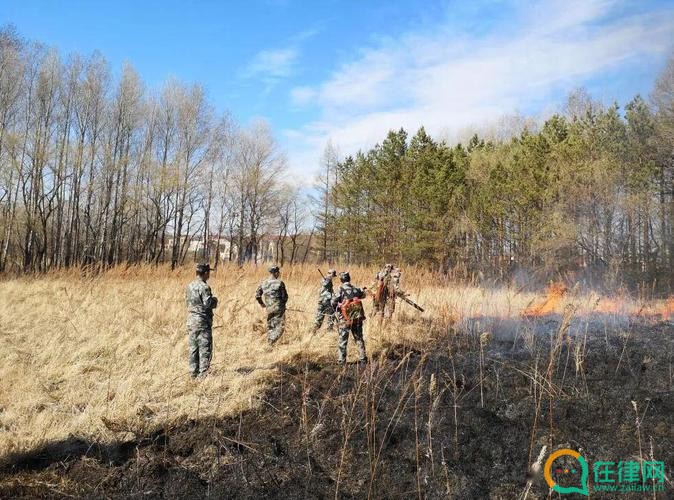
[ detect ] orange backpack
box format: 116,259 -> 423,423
340,297 -> 365,326
375,274 -> 393,302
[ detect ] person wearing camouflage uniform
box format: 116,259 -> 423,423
372,263 -> 401,319
185,263 -> 219,378
331,272 -> 368,364
313,269 -> 337,332
256,265 -> 289,345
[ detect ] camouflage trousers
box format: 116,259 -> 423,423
266,306 -> 286,345
338,321 -> 367,363
188,327 -> 212,377
314,299 -> 335,330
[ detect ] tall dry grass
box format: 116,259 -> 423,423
0,263 -> 669,462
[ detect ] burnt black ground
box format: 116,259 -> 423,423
1,319 -> 673,499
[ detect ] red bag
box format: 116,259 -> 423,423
340,297 -> 365,326
375,279 -> 386,302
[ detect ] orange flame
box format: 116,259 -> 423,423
593,297 -> 625,315
664,297 -> 674,320
524,282 -> 567,317
638,297 -> 674,321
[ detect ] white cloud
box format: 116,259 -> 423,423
244,47 -> 298,79
241,29 -> 320,101
283,0 -> 674,181
290,86 -> 316,106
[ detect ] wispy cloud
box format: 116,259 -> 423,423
242,28 -> 320,98
284,0 -> 674,181
244,47 -> 298,80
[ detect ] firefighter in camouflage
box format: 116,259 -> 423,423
185,263 -> 218,378
256,265 -> 289,345
331,271 -> 367,364
313,269 -> 337,332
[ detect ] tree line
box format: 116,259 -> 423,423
2,25 -> 673,291
0,26 -> 305,273
317,56 -> 674,292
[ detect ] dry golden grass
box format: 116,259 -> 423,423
0,263 -> 669,462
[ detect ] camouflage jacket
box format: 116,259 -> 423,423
374,268 -> 401,299
318,276 -> 334,302
331,282 -> 366,309
186,279 -> 218,327
256,278 -> 288,309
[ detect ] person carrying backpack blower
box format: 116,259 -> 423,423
331,271 -> 368,365
372,263 -> 402,320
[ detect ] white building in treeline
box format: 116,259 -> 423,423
183,234 -> 317,264
187,236 -> 239,263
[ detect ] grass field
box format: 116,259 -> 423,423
0,263 -> 456,460
1,264 -> 673,497
0,264 -> 506,458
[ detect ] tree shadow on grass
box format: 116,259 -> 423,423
0,430 -> 168,473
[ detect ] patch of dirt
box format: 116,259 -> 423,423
1,322 -> 673,499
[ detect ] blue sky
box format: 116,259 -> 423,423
1,0 -> 673,180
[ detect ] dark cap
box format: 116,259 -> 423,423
339,271 -> 350,283
196,263 -> 211,274
268,265 -> 280,274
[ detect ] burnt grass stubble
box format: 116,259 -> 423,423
1,314 -> 673,499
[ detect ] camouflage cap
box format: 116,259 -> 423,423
268,265 -> 280,273
196,263 -> 211,274
327,269 -> 337,277
339,271 -> 350,283
385,263 -> 394,269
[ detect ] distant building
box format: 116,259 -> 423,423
166,232 -> 322,265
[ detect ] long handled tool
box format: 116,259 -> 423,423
396,291 -> 425,312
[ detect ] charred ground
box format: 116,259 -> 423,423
1,316 -> 673,499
